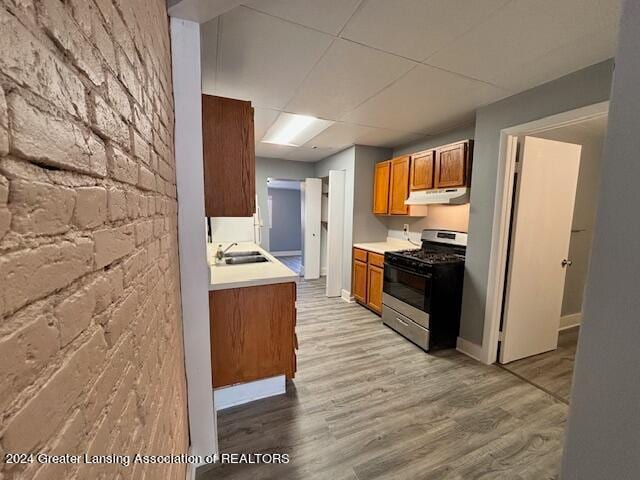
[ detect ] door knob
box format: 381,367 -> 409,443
561,259 -> 573,267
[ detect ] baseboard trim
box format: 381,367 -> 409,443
456,337 -> 486,363
341,289 -> 354,303
560,312 -> 582,331
271,250 -> 302,257
214,375 -> 285,411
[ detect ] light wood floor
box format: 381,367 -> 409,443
500,327 -> 579,404
200,279 -> 568,480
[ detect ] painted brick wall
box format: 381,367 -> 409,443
0,1 -> 189,479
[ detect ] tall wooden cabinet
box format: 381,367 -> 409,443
202,94 -> 255,217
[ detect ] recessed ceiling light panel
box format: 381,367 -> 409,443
261,113 -> 333,146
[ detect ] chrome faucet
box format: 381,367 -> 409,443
216,242 -> 238,261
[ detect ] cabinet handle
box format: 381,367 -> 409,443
396,317 -> 409,327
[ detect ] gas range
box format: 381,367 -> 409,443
382,230 -> 467,351
395,250 -> 465,264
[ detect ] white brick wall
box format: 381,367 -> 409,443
0,1 -> 189,478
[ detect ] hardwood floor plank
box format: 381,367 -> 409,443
198,278 -> 570,480
500,327 -> 579,403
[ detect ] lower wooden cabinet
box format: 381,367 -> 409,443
209,282 -> 297,388
352,259 -> 368,303
367,264 -> 383,313
352,248 -> 384,315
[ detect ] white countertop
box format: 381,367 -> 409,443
353,238 -> 419,255
207,242 -> 298,291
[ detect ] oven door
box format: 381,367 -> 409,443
383,262 -> 431,328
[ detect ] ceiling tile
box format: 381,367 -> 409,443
283,146 -> 338,162
487,27 -> 618,92
426,0 -> 621,84
213,7 -> 333,109
253,107 -> 280,141
200,18 -> 218,95
303,122 -> 422,150
242,0 -> 361,35
341,0 -> 510,61
255,142 -> 296,159
341,64 -> 507,134
285,39 -> 416,120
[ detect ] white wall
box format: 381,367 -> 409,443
562,1 -> 640,476
171,17 -> 217,457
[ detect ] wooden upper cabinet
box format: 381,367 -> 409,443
202,94 -> 255,217
410,150 -> 434,190
373,161 -> 391,214
389,156 -> 410,215
434,141 -> 470,189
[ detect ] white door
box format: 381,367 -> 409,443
326,170 -> 345,297
500,136 -> 581,364
303,178 -> 322,280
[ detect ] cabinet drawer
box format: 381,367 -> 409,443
353,248 -> 368,262
368,252 -> 384,268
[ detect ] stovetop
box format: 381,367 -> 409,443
383,230 -> 467,274
393,249 -> 465,265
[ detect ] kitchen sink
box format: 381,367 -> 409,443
224,251 -> 262,258
224,255 -> 269,265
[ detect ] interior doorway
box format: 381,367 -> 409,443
497,114 -> 608,403
266,178 -> 304,274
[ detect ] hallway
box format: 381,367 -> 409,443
201,279 -> 568,480
275,255 -> 303,275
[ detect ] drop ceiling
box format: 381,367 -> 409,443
200,0 -> 621,162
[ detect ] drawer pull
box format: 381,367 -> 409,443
396,317 -> 409,326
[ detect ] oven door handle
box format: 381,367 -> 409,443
384,262 -> 432,278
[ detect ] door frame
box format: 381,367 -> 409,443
478,101 -> 609,365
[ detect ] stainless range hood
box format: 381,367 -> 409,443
404,187 -> 469,205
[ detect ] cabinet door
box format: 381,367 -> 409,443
210,282 -> 295,388
410,150 -> 434,190
202,95 -> 255,217
367,264 -> 384,314
389,156 -> 410,215
373,161 -> 391,214
352,260 -> 368,303
435,142 -> 468,188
